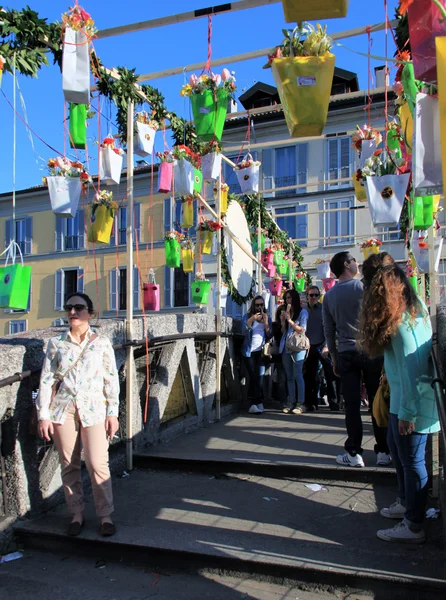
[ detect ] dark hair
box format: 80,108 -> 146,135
306,285 -> 321,296
248,295 -> 265,317
283,288 -> 301,321
329,251 -> 351,278
274,303 -> 286,323
65,292 -> 95,315
361,252 -> 395,287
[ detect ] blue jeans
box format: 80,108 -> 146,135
387,413 -> 428,528
282,351 -> 305,407
244,351 -> 265,404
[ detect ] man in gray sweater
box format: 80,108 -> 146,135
322,251 -> 390,468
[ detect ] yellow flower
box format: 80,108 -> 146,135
180,84 -> 193,97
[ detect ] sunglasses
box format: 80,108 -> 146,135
63,304 -> 88,312
255,303 -> 264,307
308,293 -> 320,298
346,257 -> 357,264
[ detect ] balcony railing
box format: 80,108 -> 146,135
275,175 -> 297,197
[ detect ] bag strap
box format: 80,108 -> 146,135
55,333 -> 98,383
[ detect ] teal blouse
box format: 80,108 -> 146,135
384,309 -> 440,434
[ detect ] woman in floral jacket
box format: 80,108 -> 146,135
37,292 -> 119,537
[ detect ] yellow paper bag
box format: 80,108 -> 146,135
199,230 -> 214,255
399,102 -> 413,155
353,176 -> 367,202
181,248 -> 194,273
87,204 -> 115,244
281,0 -> 349,22
436,37 -> 446,197
181,198 -> 194,229
271,54 -> 335,138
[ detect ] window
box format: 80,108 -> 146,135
110,203 -> 141,245
324,199 -> 354,245
376,225 -> 401,242
164,266 -> 192,309
56,211 -> 84,251
9,320 -> 27,334
109,266 -> 140,311
275,205 -> 308,247
163,197 -> 197,239
327,137 -> 351,188
5,217 -> 32,255
262,145 -> 308,198
54,268 -> 84,310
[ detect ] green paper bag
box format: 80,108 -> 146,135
278,259 -> 288,276
252,234 -> 266,253
191,280 -> 211,305
69,103 -> 87,150
193,169 -> 203,194
411,194 -> 435,230
0,263 -> 32,310
190,88 -> 229,142
294,278 -> 306,293
165,238 -> 181,268
274,250 -> 285,266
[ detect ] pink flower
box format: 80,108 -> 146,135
213,74 -> 221,86
80,9 -> 91,22
393,81 -> 404,96
55,156 -> 67,170
190,74 -> 197,86
221,68 -> 231,81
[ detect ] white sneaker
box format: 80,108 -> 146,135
380,498 -> 406,520
248,404 -> 262,414
377,519 -> 425,544
376,452 -> 392,466
257,403 -> 265,413
336,452 -> 365,468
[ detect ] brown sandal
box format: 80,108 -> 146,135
100,521 -> 116,537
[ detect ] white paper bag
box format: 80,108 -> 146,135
262,288 -> 271,311
359,139 -> 377,169
316,262 -> 331,279
413,93 -> 442,196
213,285 -> 229,309
134,122 -> 156,157
412,232 -> 444,273
62,26 -> 91,105
47,176 -> 82,218
365,174 -> 410,227
174,159 -> 194,196
201,153 -> 222,180
235,165 -> 260,194
99,147 -> 123,185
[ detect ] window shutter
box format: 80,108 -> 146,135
164,265 -> 172,308
55,217 -> 63,251
55,269 -> 63,310
340,138 -> 350,170
262,148 -> 274,198
77,267 -> 85,294
188,273 -> 193,306
296,205 -> 308,248
190,199 -> 198,238
164,197 -> 172,234
24,217 -> 32,255
133,265 -> 140,309
5,218 -> 12,248
77,210 -> 85,248
133,202 -> 141,243
297,144 -> 308,192
109,269 -> 117,311
109,213 -> 117,246
328,139 -> 338,172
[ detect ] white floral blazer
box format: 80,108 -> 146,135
37,328 -> 120,427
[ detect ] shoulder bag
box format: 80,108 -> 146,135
285,330 -> 310,353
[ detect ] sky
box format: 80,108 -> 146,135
0,0 -> 401,196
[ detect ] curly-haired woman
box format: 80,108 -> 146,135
359,254 -> 439,544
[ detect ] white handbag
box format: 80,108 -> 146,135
47,176 -> 81,218
99,147 -> 123,185
62,26 -> 91,105
174,159 -> 195,196
134,122 -> 156,157
201,153 -> 222,181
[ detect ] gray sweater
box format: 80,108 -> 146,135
322,278 -> 364,356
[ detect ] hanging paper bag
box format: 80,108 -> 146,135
87,204 -> 115,244
199,230 -> 214,255
190,88 -> 229,142
274,250 -> 285,266
322,278 -> 336,292
365,174 -> 410,227
235,154 -> 260,194
353,175 -> 367,202
408,275 -> 418,293
271,53 -> 335,137
262,288 -> 271,311
278,259 -> 288,276
181,247 -> 194,273
165,238 -> 181,268
0,243 -> 32,311
294,277 -> 306,293
201,152 -> 222,180
62,26 -> 90,105
261,251 -> 274,270
213,285 -> 229,309
69,103 -> 87,149
316,262 -> 331,279
411,194 -> 435,230
193,169 -> 203,194
269,279 -> 283,297
413,93 -> 443,196
99,147 -> 123,186
143,270 -> 160,311
267,263 -> 277,278
408,0 -> 446,83
181,198 -> 194,229
401,63 -> 419,116
158,161 -> 173,194
47,176 -> 82,218
412,233 -> 444,273
387,128 -> 402,160
362,245 -> 380,260
398,102 -> 414,156
174,159 -> 194,196
281,0 -> 349,22
134,122 -> 156,157
436,37 -> 446,194
359,139 -> 376,169
252,233 -> 266,253
191,279 -> 211,305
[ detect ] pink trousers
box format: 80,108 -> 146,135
52,404 -> 114,517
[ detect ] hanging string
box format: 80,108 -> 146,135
366,26 -> 372,125
12,53 -> 17,230
384,0 -> 389,127
204,15 -> 213,73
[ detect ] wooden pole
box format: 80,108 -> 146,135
215,174 -> 222,421
428,226 -> 440,498
257,202 -> 262,293
125,102 -> 135,472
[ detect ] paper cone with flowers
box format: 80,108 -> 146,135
99,136 -> 124,185
201,141 -> 222,180
134,112 -> 159,157
61,5 -> 95,104
234,154 -> 261,194
268,24 -> 335,138
281,0 -> 349,23
197,219 -> 221,254
173,146 -> 201,196
164,231 -> 182,269
182,69 -> 236,142
87,190 -> 118,244
314,258 -> 331,280
191,272 -> 211,305
360,238 -> 382,260
45,157 -> 91,218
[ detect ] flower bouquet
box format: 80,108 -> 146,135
143,268 -> 160,312
314,258 -> 331,280
0,55 -> 5,86
201,141 -> 222,181
181,69 -> 236,142
156,151 -> 174,193
164,231 -> 182,269
181,238 -> 195,273
197,219 -> 222,254
406,259 -> 419,293
87,190 -> 118,245
268,23 -> 335,138
213,182 -> 229,214
269,274 -> 283,297
173,145 -> 202,196
191,271 -> 211,305
99,136 -> 124,185
252,228 -> 267,253
45,157 -> 91,218
181,196 -> 195,229
134,111 -> 159,157
360,238 -> 382,260
280,0 -> 349,23
234,154 -> 261,194
62,5 -> 95,104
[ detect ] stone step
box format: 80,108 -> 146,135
14,469 -> 446,599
